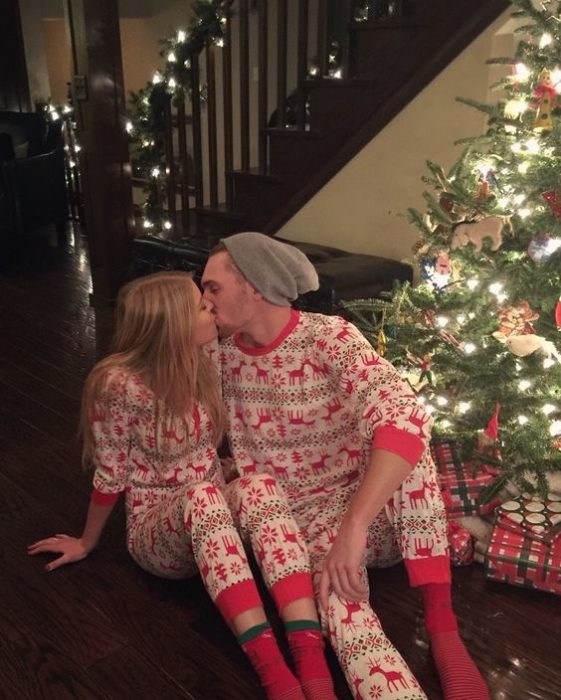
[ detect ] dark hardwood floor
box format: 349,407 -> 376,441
1,226 -> 560,700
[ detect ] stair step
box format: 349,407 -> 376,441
195,203 -> 248,237
194,203 -> 246,220
263,127 -> 322,140
226,167 -> 282,182
300,78 -> 377,90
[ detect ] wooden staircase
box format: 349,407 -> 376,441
184,0 -> 510,240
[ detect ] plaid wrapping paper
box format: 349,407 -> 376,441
448,519 -> 474,566
431,440 -> 500,517
497,494 -> 561,543
485,520 -> 561,595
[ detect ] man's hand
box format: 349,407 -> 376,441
319,519 -> 369,611
28,534 -> 91,572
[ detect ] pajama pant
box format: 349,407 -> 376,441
288,450 -> 449,700
127,476 -> 313,622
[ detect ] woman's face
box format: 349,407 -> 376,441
190,280 -> 217,346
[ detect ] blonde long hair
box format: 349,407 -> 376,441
80,271 -> 225,462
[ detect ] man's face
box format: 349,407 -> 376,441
202,251 -> 256,337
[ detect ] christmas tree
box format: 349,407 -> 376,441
344,0 -> 561,496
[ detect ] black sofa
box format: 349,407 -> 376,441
0,111 -> 67,243
132,234 -> 412,315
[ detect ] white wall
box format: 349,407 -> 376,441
277,9 -> 514,264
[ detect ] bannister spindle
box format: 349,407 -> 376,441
340,0 -> 353,79
163,95 -> 176,232
317,0 -> 327,76
205,42 -> 218,208
276,0 -> 287,128
191,53 -> 204,211
239,0 -> 250,170
176,98 -> 190,235
296,0 -> 308,129
222,2 -> 233,207
257,0 -> 268,171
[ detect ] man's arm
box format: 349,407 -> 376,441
319,448 -> 413,610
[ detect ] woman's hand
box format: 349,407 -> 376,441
27,534 -> 92,572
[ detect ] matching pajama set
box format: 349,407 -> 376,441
221,310 -> 450,699
90,369 -> 314,623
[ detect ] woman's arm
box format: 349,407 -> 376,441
27,496 -> 118,571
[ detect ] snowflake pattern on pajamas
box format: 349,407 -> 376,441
220,310 -> 447,698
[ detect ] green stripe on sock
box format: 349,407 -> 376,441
237,621 -> 271,645
284,619 -> 321,634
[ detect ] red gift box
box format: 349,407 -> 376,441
431,440 -> 500,517
448,519 -> 474,566
485,519 -> 561,595
496,495 -> 561,543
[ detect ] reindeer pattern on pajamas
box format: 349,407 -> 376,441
221,310 -> 449,699
90,370 -> 312,617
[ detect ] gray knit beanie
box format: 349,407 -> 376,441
221,232 -> 319,306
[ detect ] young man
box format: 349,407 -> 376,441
202,232 -> 489,700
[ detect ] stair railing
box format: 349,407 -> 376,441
154,0 -> 361,238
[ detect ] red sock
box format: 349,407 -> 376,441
422,584 -> 490,700
285,622 -> 337,700
240,624 -> 305,700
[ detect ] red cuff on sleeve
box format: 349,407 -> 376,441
91,489 -> 121,506
371,426 -> 425,467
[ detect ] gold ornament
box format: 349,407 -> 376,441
533,69 -> 555,132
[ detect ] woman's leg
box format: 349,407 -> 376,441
227,473 -> 337,700
130,481 -> 304,700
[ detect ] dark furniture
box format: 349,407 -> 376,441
0,110 -> 67,243
132,234 -> 412,315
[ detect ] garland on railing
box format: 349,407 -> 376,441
126,0 -> 228,233
125,0 -> 346,235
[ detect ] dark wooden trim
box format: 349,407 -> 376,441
239,0 -> 250,170
163,96 -> 177,229
258,0 -> 268,172
0,0 -> 31,111
176,99 -> 190,236
276,0 -> 288,128
296,0 -> 309,128
222,3 -> 234,207
205,43 -> 218,208
191,53 -> 204,213
317,0 -> 327,77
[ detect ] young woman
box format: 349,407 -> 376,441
28,271 -> 336,700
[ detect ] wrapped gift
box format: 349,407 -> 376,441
448,519 -> 474,566
496,494 -> 561,543
485,517 -> 561,595
431,440 -> 500,517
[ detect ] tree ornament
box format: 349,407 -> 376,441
556,297 -> 561,328
541,190 -> 561,217
475,177 -> 490,201
404,350 -> 433,391
439,194 -> 455,214
495,301 -> 540,339
451,216 -> 505,252
505,334 -> 561,362
527,233 -> 561,263
533,68 -> 556,131
478,403 -> 501,454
